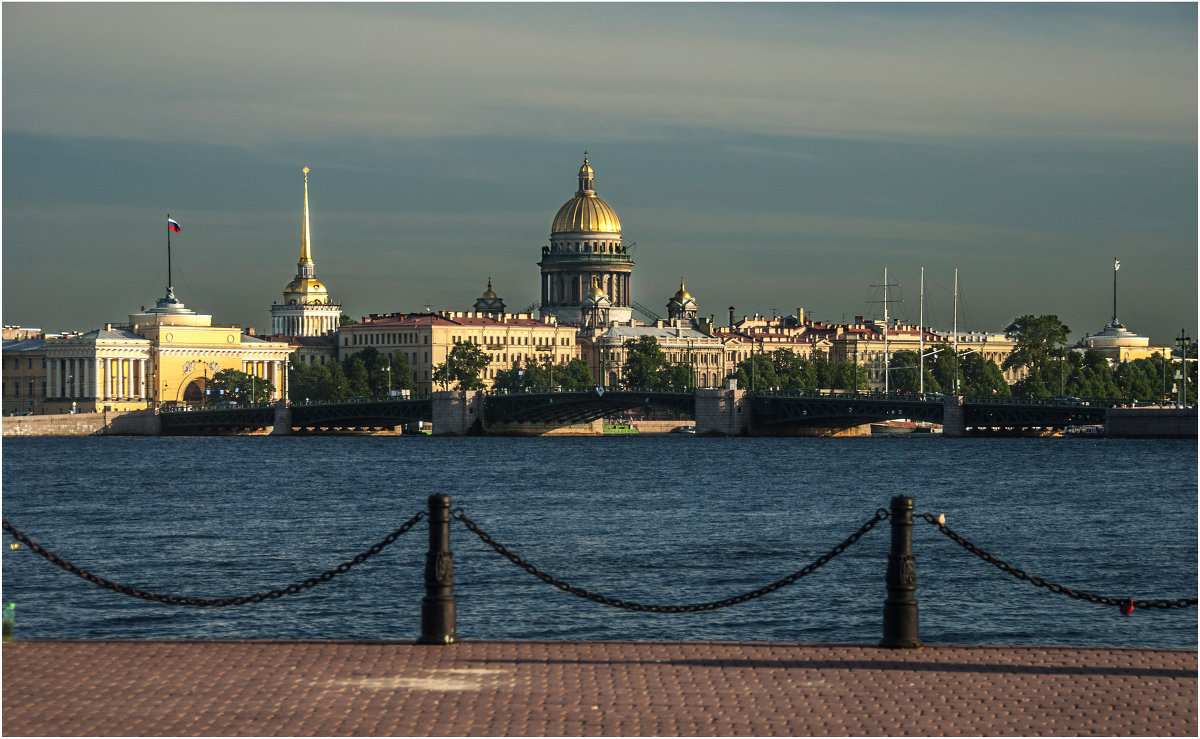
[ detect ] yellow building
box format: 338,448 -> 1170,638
339,284 -> 579,394
7,290 -> 294,414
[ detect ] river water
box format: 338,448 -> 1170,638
1,435 -> 1195,648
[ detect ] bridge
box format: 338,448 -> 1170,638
157,389 -> 1120,437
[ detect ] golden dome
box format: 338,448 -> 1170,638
589,278 -> 606,298
480,279 -> 498,299
551,153 -> 621,234
674,279 -> 692,301
552,196 -> 621,234
285,277 -> 328,296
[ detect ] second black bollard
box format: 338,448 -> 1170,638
880,495 -> 921,648
418,494 -> 459,644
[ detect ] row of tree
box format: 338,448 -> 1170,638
276,314 -> 1195,403
288,346 -> 416,402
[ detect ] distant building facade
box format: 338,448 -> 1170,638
339,283 -> 579,394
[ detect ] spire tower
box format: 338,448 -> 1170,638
270,166 -> 342,337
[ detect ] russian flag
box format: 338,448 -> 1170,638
168,218 -> 181,232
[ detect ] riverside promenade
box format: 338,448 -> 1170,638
3,640 -> 1196,736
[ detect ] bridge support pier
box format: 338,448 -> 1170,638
695,388 -> 747,436
432,391 -> 484,436
942,396 -> 965,437
271,402 -> 292,435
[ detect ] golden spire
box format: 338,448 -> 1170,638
300,166 -> 313,265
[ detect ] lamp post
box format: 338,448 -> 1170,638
386,357 -> 392,398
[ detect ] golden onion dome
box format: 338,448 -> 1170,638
551,152 -> 621,234
480,279 -> 498,299
674,279 -> 693,301
589,278 -> 606,298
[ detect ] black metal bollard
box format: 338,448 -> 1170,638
880,495 -> 921,648
417,494 -> 459,644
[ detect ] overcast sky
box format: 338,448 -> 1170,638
3,2 -> 1196,346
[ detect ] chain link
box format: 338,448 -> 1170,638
451,507 -> 890,613
2,512 -> 424,607
919,513 -> 1197,611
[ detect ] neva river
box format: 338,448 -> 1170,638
2,435 -> 1195,648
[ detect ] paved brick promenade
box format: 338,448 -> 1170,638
3,640 -> 1196,736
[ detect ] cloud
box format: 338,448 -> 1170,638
4,4 -> 1194,145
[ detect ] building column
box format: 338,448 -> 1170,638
104,358 -> 112,399
93,359 -> 103,399
45,360 -> 53,400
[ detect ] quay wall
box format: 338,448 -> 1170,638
2,409 -> 160,437
1105,407 -> 1197,438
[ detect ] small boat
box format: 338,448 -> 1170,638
669,424 -> 696,434
871,419 -> 918,435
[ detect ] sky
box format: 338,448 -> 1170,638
3,2 -> 1196,347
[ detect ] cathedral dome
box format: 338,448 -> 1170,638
551,153 -> 621,234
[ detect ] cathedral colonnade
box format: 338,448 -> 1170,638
44,356 -> 149,400
542,272 -> 630,306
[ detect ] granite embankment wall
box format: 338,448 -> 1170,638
2,410 -> 160,437
1105,407 -> 1197,438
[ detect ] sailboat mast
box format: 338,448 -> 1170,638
883,266 -> 889,394
953,268 -> 959,395
919,267 -> 924,395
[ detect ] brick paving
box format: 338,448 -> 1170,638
2,640 -> 1196,736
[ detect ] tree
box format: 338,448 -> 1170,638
659,362 -> 694,390
343,347 -> 413,398
824,360 -> 865,391
735,353 -> 778,391
887,350 -> 928,394
622,336 -> 668,388
385,352 -> 416,395
326,363 -> 348,401
208,368 -> 273,405
432,341 -> 490,391
558,358 -> 595,390
339,313 -> 355,326
772,349 -> 817,390
1004,315 -> 1070,396
343,356 -> 371,397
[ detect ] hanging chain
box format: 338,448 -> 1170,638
450,507 -> 890,613
919,513 -> 1197,610
2,512 -> 424,607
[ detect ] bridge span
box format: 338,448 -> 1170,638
154,389 -> 1135,437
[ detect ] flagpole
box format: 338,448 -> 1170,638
167,213 -> 173,295
1112,257 -> 1118,324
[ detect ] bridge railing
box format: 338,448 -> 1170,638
4,494 -> 1194,646
160,402 -> 277,414
291,395 -> 432,406
489,386 -> 689,396
962,395 -> 1113,408
752,388 -> 945,402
